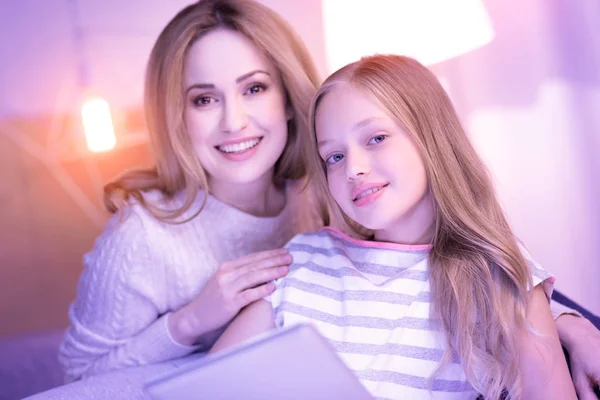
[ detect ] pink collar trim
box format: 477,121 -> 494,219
321,227 -> 433,252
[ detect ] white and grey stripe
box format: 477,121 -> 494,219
268,229 -> 554,400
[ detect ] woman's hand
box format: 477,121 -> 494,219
520,285 -> 577,399
168,248 -> 291,345
556,315 -> 600,400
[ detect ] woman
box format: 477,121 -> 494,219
59,0 -> 321,382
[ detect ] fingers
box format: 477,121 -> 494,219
220,248 -> 289,272
231,264 -> 289,294
228,252 -> 292,282
235,282 -> 276,309
214,250 -> 291,297
573,371 -> 598,400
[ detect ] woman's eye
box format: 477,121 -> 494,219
368,134 -> 386,145
325,153 -> 344,165
194,95 -> 216,106
246,84 -> 266,95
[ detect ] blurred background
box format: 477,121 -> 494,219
0,0 -> 598,397
0,0 -> 328,340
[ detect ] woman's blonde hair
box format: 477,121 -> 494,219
104,0 -> 321,220
308,55 -> 532,399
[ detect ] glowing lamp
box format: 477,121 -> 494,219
81,97 -> 116,152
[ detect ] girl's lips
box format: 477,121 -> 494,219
352,183 -> 389,200
353,184 -> 389,207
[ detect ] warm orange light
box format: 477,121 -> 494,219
322,0 -> 495,72
81,97 -> 116,152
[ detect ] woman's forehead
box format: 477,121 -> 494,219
184,28 -> 277,86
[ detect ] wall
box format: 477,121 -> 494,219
431,0 -> 600,314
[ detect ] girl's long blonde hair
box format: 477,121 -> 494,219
308,55 -> 532,399
104,0 -> 321,221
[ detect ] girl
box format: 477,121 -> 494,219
58,0 -> 321,382
210,55 -> 577,399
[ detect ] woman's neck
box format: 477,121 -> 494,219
208,172 -> 286,217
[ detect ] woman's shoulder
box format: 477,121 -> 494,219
96,189 -> 186,247
116,188 -> 207,226
84,190 -> 189,276
99,189 -> 223,260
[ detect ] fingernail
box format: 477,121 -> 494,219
279,266 -> 289,274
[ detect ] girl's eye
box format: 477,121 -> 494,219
246,84 -> 266,95
325,153 -> 344,165
368,134 -> 386,145
194,95 -> 216,106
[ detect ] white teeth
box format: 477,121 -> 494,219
217,138 -> 260,153
355,186 -> 382,200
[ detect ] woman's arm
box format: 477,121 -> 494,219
209,299 -> 276,354
522,247 -> 600,398
60,208 -> 290,382
520,284 -> 577,399
59,212 -> 198,382
168,250 -> 290,346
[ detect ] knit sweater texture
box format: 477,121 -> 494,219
59,182 -> 316,382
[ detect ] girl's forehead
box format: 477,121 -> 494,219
317,86 -> 388,130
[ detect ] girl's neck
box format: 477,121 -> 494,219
208,171 -> 286,217
374,192 -> 435,246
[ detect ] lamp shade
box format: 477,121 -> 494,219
322,0 -> 494,72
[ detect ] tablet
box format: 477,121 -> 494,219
143,324 -> 373,400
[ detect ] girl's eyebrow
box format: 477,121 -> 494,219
317,139 -> 332,149
318,116 -> 385,148
352,116 -> 382,131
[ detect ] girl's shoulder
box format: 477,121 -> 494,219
285,228 -> 338,248
284,228 -> 372,257
516,240 -> 556,300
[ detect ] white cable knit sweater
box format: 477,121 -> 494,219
59,183 -> 315,382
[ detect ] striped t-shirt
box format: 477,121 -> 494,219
268,227 -> 554,400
